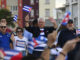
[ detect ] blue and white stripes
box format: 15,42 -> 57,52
13,15 -> 18,22
23,6 -> 32,12
3,50 -> 22,60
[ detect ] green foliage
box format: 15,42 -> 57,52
0,9 -> 15,28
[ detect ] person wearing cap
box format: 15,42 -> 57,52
57,19 -> 80,60
11,27 -> 28,56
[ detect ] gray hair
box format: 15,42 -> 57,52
38,17 -> 45,22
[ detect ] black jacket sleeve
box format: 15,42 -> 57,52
57,31 -> 63,48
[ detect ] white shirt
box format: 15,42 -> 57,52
13,36 -> 28,51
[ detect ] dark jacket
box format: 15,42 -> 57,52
25,26 -> 56,38
58,28 -> 80,60
58,28 -> 76,48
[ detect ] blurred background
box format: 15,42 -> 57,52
0,0 -> 80,29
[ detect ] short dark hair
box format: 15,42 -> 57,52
16,27 -> 23,33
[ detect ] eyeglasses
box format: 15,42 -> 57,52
0,26 -> 6,28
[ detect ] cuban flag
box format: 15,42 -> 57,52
28,36 -> 47,54
0,49 -> 22,60
13,15 -> 18,22
23,6 -> 32,12
62,11 -> 71,25
27,38 -> 39,54
76,29 -> 80,35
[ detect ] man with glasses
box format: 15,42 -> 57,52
0,18 -> 12,33
0,23 -> 13,50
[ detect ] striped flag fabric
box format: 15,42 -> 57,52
62,11 -> 71,25
23,6 -> 32,12
76,29 -> 80,35
27,38 -> 38,54
28,36 -> 47,54
13,15 -> 18,22
1,49 -> 22,60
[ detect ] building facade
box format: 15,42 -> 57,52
56,7 -> 66,25
0,0 -> 39,27
39,0 -> 55,20
66,0 -> 80,28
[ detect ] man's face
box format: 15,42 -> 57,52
0,19 -> 7,24
38,19 -> 45,28
0,23 -> 7,34
67,23 -> 74,30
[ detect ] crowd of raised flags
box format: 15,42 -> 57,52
1,5 -> 80,60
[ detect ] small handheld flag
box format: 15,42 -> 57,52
56,11 -> 71,31
13,15 -> 18,22
23,6 -> 32,12
62,11 -> 71,24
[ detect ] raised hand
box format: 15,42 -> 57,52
49,17 -> 56,24
62,38 -> 80,55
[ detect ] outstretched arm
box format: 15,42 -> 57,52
56,38 -> 80,60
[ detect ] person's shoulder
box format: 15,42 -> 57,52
23,37 -> 28,41
61,29 -> 68,32
14,36 -> 18,39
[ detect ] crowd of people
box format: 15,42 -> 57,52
0,14 -> 80,60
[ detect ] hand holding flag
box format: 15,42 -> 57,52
62,11 -> 71,24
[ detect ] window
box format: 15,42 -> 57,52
31,9 -> 34,17
11,6 -> 13,11
30,0 -> 34,5
45,0 -> 50,4
11,6 -> 18,11
45,9 -> 50,17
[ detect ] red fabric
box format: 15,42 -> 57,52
33,38 -> 38,47
6,28 -> 12,33
0,50 -> 6,56
10,53 -> 23,60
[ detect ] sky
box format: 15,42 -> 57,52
56,0 -> 66,8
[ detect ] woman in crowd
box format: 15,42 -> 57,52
11,27 -> 28,56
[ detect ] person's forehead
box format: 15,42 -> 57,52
0,23 -> 6,26
1,19 -> 6,21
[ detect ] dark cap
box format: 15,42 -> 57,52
68,19 -> 73,24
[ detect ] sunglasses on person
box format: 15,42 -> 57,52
0,26 -> 6,28
16,31 -> 23,33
